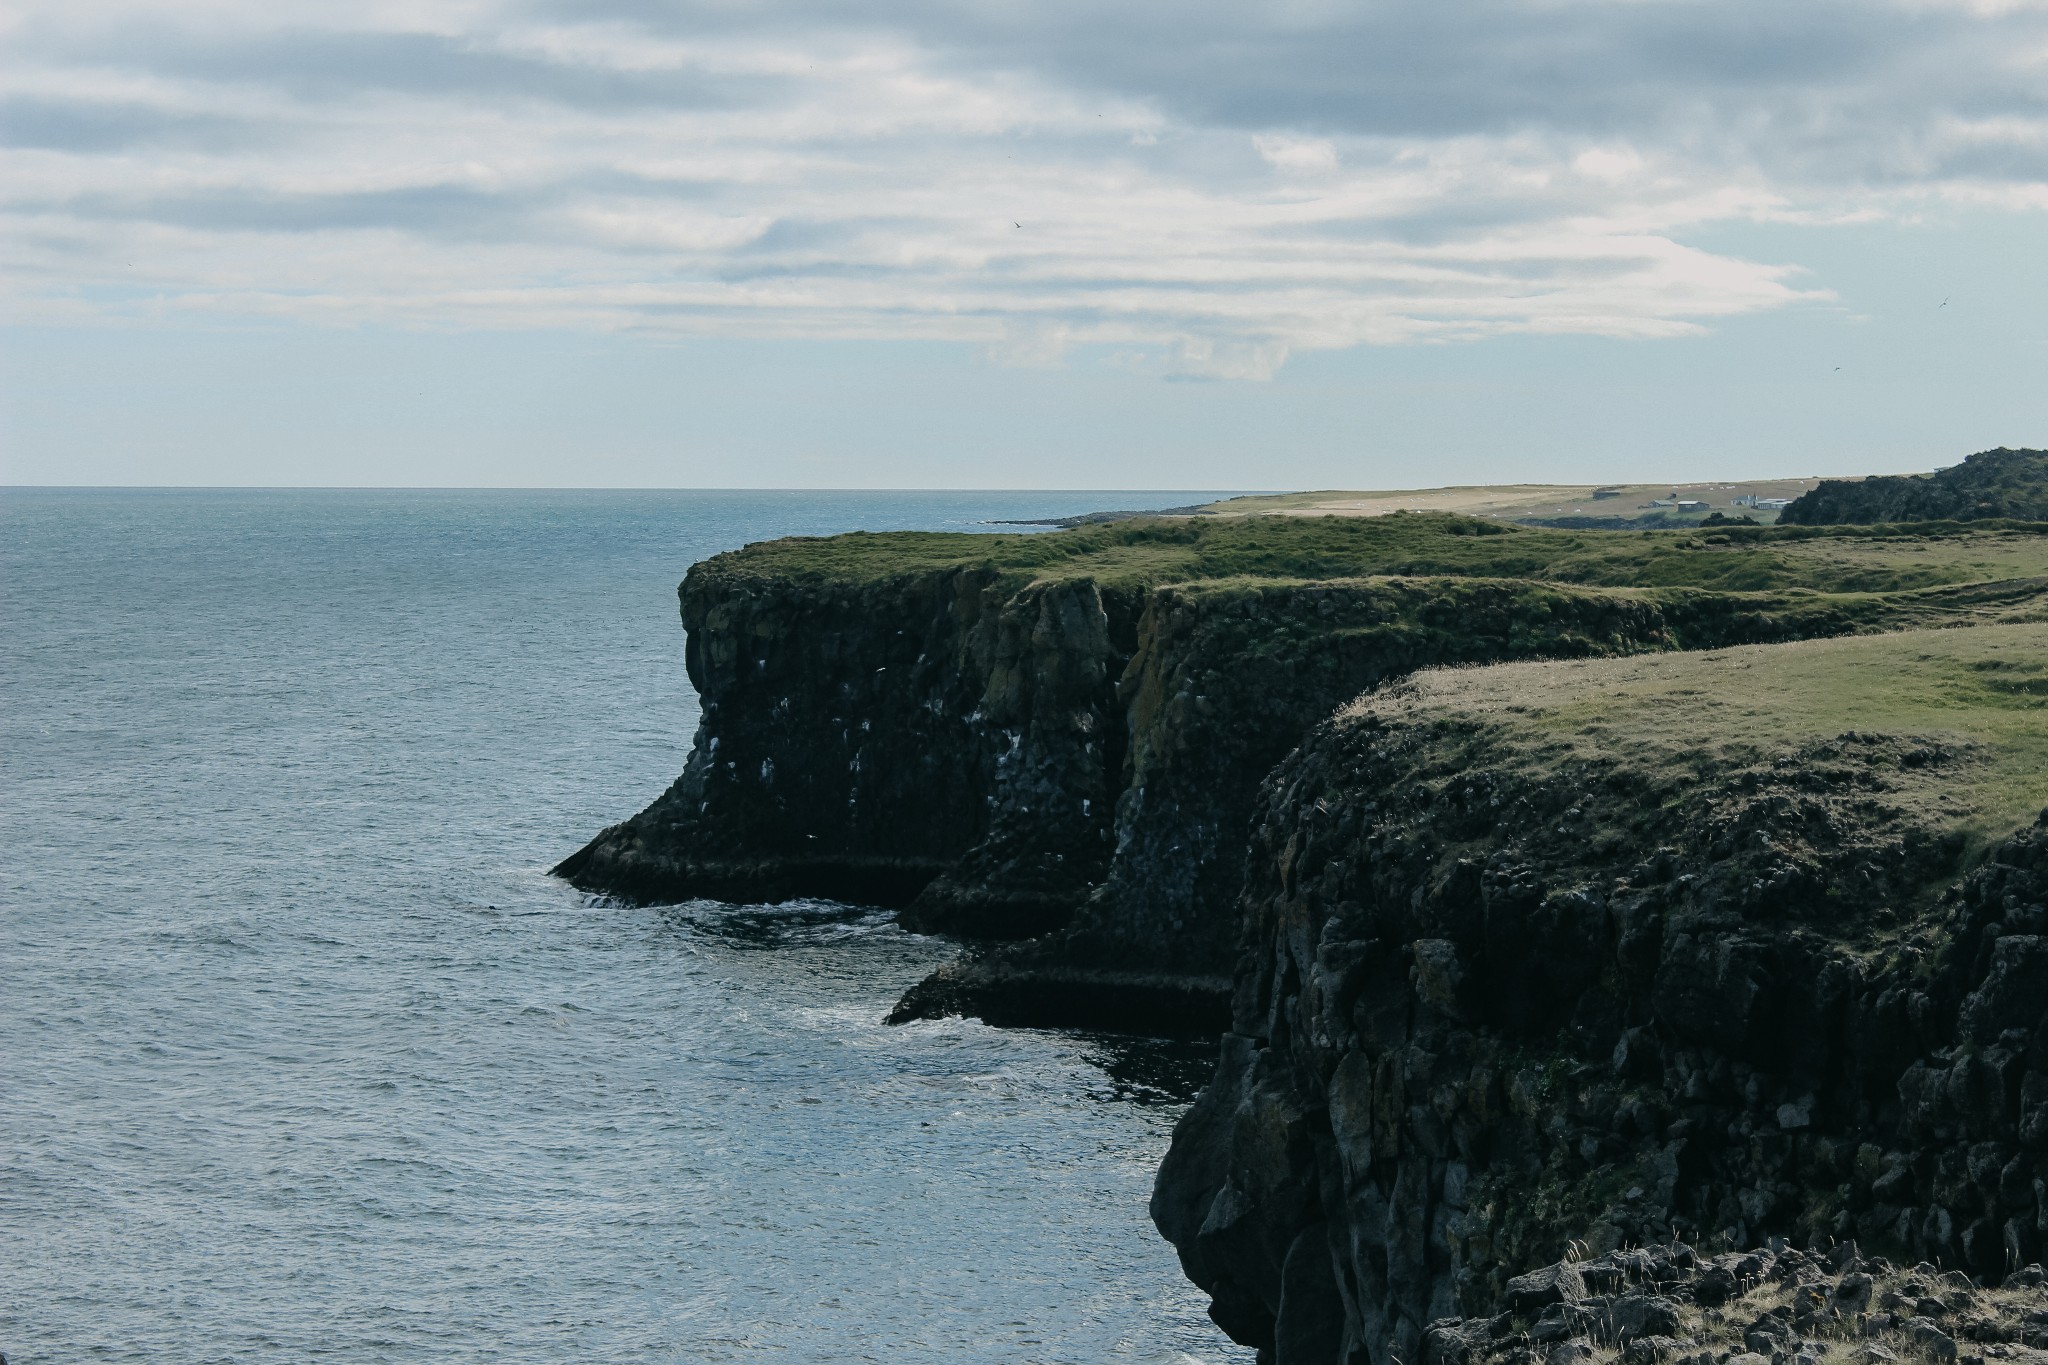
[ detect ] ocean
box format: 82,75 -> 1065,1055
0,488 -> 1254,1364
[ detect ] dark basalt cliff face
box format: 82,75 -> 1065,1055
1066,581 -> 1676,973
1781,449 -> 2048,526
885,578 -> 1901,1031
560,556 -> 1687,1025
891,578 -> 1692,1031
556,560 -> 1139,938
1152,662 -> 2048,1364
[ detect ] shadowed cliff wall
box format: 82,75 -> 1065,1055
1152,635 -> 2048,1363
557,562 -> 1140,935
886,573 -> 2048,1033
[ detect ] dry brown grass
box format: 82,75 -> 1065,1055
1202,477 -> 1842,525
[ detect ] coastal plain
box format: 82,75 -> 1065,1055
1196,479 -> 1828,527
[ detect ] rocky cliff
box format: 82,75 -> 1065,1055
888,576 -> 1693,1033
556,546 -> 1139,938
1152,624 -> 2048,1364
556,512 -> 2048,1364
562,516 -> 2048,1032
887,556 -> 2048,1033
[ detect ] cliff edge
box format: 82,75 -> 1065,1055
1153,624 -> 2048,1362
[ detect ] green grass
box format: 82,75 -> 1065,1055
697,512 -> 2048,598
1358,622 -> 2048,853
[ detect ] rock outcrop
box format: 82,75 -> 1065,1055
1152,632 -> 2048,1364
1781,449 -> 2048,526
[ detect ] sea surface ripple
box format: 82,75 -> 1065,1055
0,488 -> 1252,1364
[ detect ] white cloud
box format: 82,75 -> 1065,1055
1254,134 -> 1340,175
2,0 -> 2045,375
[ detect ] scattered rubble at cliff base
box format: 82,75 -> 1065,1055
1426,1242 -> 2048,1365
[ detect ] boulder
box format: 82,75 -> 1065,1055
1835,1273 -> 1875,1313
1507,1263 -> 1589,1315
1609,1295 -> 1684,1341
1907,1319 -> 1959,1361
1623,1336 -> 1693,1365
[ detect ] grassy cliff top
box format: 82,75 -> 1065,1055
1352,620 -> 2048,854
696,512 -> 2048,598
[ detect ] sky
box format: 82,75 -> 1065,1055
2,0 -> 2046,489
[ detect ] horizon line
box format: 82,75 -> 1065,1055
0,484 -> 1271,495
0,479 -> 1871,495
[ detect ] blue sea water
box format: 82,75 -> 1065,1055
0,488 -> 1255,1365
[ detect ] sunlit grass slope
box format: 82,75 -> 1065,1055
1362,621 -> 2048,855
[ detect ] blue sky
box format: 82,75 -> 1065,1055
3,0 -> 2045,488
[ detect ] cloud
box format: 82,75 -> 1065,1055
1254,135 -> 1340,176
2,0 -> 2045,374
